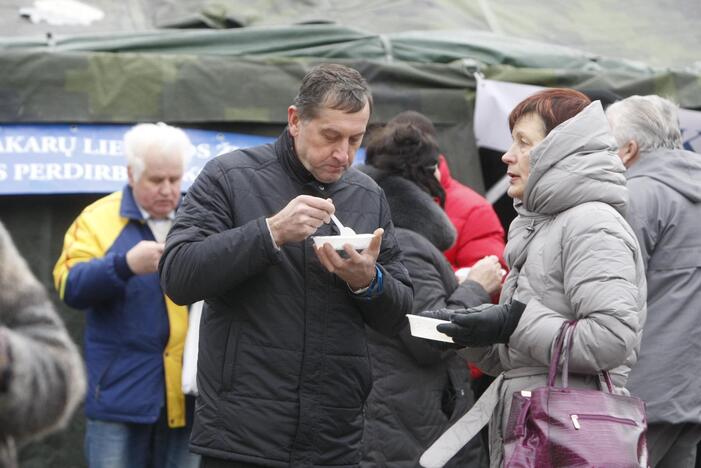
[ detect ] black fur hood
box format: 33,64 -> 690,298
359,165 -> 456,251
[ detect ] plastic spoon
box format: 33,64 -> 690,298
330,213 -> 356,235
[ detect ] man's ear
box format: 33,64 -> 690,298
127,165 -> 135,186
288,106 -> 300,137
618,139 -> 640,168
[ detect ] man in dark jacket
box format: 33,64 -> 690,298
607,95 -> 701,468
159,63 -> 413,468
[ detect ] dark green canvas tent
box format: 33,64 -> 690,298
2,1 -> 701,466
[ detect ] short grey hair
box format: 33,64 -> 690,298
124,122 -> 193,181
293,64 -> 373,121
606,95 -> 683,151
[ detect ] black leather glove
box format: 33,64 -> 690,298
436,301 -> 526,347
413,309 -> 462,351
417,308 -> 456,322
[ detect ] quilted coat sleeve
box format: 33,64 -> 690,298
508,204 -> 644,373
159,158 -> 283,305
53,201 -> 130,309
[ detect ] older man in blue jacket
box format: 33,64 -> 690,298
54,123 -> 199,468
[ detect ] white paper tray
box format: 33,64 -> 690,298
406,314 -> 454,343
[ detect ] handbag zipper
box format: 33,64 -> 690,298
570,414 -> 580,429
570,413 -> 638,430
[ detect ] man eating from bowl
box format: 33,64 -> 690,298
159,63 -> 413,468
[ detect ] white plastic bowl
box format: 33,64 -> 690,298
312,233 -> 374,251
406,314 -> 454,343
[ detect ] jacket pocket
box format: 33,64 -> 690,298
94,350 -> 121,402
648,245 -> 701,270
221,321 -> 243,391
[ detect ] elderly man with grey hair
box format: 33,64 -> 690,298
607,95 -> 701,468
53,123 -> 199,468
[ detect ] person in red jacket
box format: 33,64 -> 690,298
437,155 -> 507,272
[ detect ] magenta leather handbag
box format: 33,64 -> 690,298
503,321 -> 648,467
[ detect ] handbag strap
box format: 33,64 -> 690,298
547,321 -> 575,387
547,320 -> 615,393
601,369 -> 614,393
419,373 -> 505,467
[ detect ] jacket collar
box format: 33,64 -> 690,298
120,185 -> 145,221
276,128 -> 316,185
119,185 -> 177,222
359,165 -> 456,250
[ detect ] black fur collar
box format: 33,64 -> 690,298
360,165 -> 456,250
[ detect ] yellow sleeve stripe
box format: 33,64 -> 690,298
52,191 -> 128,299
163,295 -> 188,428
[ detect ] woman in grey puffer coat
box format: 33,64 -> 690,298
360,120 -> 503,468
0,221 -> 86,468
419,89 -> 647,467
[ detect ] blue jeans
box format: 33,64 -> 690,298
85,403 -> 200,468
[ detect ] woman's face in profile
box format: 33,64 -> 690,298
502,112 -> 546,200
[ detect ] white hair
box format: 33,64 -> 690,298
124,122 -> 194,181
606,95 -> 683,152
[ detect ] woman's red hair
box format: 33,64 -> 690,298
508,88 -> 591,135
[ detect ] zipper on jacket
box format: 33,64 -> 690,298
570,413 -> 637,430
570,414 -> 580,429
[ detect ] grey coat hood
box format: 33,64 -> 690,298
522,101 -> 628,217
627,147 -> 701,204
